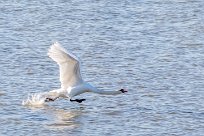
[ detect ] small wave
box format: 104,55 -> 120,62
22,93 -> 47,106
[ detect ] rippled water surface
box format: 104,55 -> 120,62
0,0 -> 204,135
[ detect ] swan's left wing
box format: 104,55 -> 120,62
48,42 -> 83,89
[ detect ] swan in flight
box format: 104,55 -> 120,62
44,42 -> 127,103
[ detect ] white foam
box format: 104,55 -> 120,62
22,93 -> 46,106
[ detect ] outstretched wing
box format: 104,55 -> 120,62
48,42 -> 83,89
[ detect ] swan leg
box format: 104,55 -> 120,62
45,97 -> 58,102
70,99 -> 86,103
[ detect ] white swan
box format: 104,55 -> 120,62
44,42 -> 127,103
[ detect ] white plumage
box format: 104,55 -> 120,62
32,42 -> 127,104
48,42 -> 83,89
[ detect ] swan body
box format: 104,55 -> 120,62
45,42 -> 127,103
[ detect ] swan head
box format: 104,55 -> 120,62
119,89 -> 128,93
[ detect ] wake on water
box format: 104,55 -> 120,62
22,93 -> 48,106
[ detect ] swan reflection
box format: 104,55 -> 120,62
45,106 -> 83,130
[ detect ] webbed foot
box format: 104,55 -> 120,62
45,98 -> 55,102
70,99 -> 86,103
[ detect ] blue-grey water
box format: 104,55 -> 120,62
0,0 -> 204,135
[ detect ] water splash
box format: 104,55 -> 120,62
22,93 -> 47,106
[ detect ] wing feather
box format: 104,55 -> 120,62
48,42 -> 83,89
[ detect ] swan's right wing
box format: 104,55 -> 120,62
48,42 -> 83,89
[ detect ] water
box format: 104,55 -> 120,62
0,0 -> 204,135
